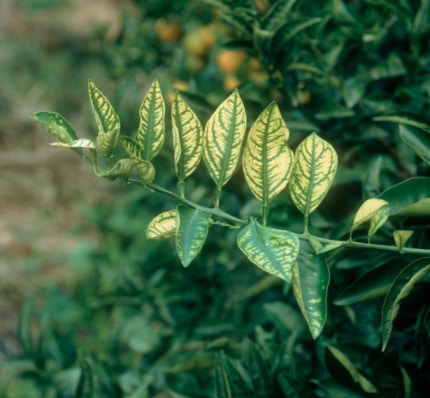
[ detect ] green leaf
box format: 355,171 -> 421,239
120,136 -> 145,161
94,158 -> 135,180
203,89 -> 246,205
137,79 -> 165,161
381,258 -> 430,351
176,205 -> 210,267
134,159 -> 156,184
350,198 -> 389,241
399,124 -> 430,166
289,133 -> 338,230
378,177 -> 430,216
146,210 -> 177,240
32,111 -> 78,143
242,102 -> 294,222
17,299 -> 34,358
214,352 -> 249,398
237,218 -> 299,283
374,112 -> 430,134
88,80 -> 120,157
75,359 -> 94,398
171,92 -> 204,188
325,345 -> 378,393
292,239 -> 329,339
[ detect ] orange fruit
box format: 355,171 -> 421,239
223,75 -> 241,91
216,49 -> 247,74
155,18 -> 182,43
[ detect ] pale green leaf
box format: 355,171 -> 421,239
382,258 -> 430,351
292,240 -> 329,339
203,89 -> 246,203
350,198 -> 389,238
146,210 -> 177,240
171,92 -> 203,185
137,80 -> 165,161
134,159 -> 155,184
88,80 -> 120,157
237,218 -> 299,283
368,205 -> 390,241
32,111 -> 78,143
242,102 -> 294,218
94,158 -> 135,180
50,138 -> 95,149
176,205 -> 210,267
393,230 -> 414,251
289,133 -> 338,229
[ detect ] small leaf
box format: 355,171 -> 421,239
381,258 -> 430,351
203,89 -> 246,204
146,210 -> 177,240
50,138 -> 96,149
368,205 -> 390,241
171,92 -> 204,186
399,124 -> 430,166
214,352 -> 249,398
176,205 -> 210,267
292,240 -> 329,339
393,230 -> 414,251
88,80 -> 120,157
237,218 -> 299,283
289,133 -> 338,230
242,102 -> 294,221
350,198 -> 389,239
137,80 -> 165,161
17,299 -> 34,358
32,111 -> 78,143
94,158 -> 135,180
134,159 -> 155,184
75,359 -> 94,398
121,136 -> 145,160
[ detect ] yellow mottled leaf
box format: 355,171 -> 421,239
243,102 -> 294,212
203,89 -> 246,203
350,198 -> 389,238
146,210 -> 177,239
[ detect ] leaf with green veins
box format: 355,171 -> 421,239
350,198 -> 389,239
242,102 -> 294,222
237,218 -> 299,283
176,205 -> 210,267
94,158 -> 135,180
292,239 -> 329,339
393,230 -> 414,251
137,79 -> 165,161
382,258 -> 430,351
134,159 -> 155,184
120,136 -> 145,161
88,80 -> 120,157
146,210 -> 177,240
171,92 -> 203,188
203,89 -> 246,203
289,133 -> 338,230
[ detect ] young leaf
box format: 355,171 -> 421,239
237,218 -> 299,283
242,102 -> 294,222
393,230 -> 414,252
176,205 -> 210,267
88,80 -> 120,157
203,89 -> 246,205
171,92 -> 203,189
134,159 -> 155,184
289,133 -> 338,231
121,136 -> 145,160
75,359 -> 94,398
214,352 -> 249,398
292,239 -> 329,339
146,210 -> 177,240
50,138 -> 96,150
94,158 -> 135,180
381,258 -> 430,351
350,198 -> 389,239
137,80 -> 165,161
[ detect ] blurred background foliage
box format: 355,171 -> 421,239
1,0 -> 429,396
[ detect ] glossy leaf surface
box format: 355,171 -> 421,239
237,218 -> 299,283
137,80 -> 165,161
146,210 -> 177,240
289,133 -> 338,224
350,198 -> 389,240
171,92 -> 203,183
203,89 -> 246,191
382,258 -> 430,351
399,124 -> 430,166
292,239 -> 329,339
242,102 -> 294,207
175,205 -> 210,267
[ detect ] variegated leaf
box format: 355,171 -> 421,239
203,89 -> 246,205
171,92 -> 203,188
292,240 -> 329,339
50,138 -> 95,149
146,210 -> 177,240
88,80 -> 120,157
137,80 -> 165,161
134,159 -> 155,184
94,158 -> 135,180
289,133 -> 338,230
32,111 -> 78,143
176,205 -> 210,267
237,218 -> 299,283
350,198 -> 389,240
121,136 -> 145,161
243,102 -> 294,222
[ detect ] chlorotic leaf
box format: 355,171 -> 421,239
237,218 -> 299,283
368,205 -> 390,241
382,258 -> 430,351
121,136 -> 145,161
350,198 -> 389,238
393,230 -> 414,251
50,138 -> 95,149
289,133 -> 338,228
94,158 -> 135,180
171,92 -> 204,185
203,89 -> 246,203
292,239 -> 329,339
88,80 -> 120,157
134,160 -> 155,184
176,205 -> 210,267
32,111 -> 78,143
146,210 -> 177,240
242,102 -> 294,215
137,80 -> 165,161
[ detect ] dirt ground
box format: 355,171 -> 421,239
0,0 -> 130,358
